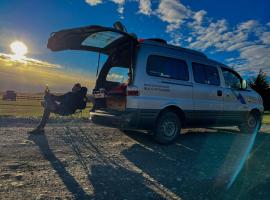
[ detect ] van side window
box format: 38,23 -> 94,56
146,55 -> 189,81
192,63 -> 207,84
205,65 -> 220,85
221,68 -> 242,89
192,63 -> 220,86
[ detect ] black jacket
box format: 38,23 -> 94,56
51,87 -> 87,115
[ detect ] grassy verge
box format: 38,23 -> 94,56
263,111 -> 270,125
0,94 -> 92,118
1,94 -> 270,125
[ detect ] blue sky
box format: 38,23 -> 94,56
0,0 -> 269,89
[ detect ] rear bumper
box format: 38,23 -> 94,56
90,109 -> 158,130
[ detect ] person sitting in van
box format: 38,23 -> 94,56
29,83 -> 87,134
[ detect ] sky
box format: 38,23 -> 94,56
0,0 -> 269,92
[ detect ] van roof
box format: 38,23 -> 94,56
141,39 -> 207,58
140,39 -> 233,70
207,58 -> 233,69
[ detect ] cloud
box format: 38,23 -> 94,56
186,18 -> 270,74
138,0 -> 152,16
107,72 -> 124,82
168,32 -> 183,46
237,20 -> 259,31
0,52 -> 94,93
188,19 -> 231,51
155,0 -> 192,32
186,18 -> 265,54
85,0 -> 125,17
0,53 -> 62,69
260,31 -> 270,45
111,0 -> 125,16
84,0 -> 191,31
83,0 -> 270,75
193,10 -> 207,24
234,45 -> 270,73
85,0 -> 102,6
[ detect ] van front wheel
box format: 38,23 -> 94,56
153,111 -> 181,144
238,111 -> 261,134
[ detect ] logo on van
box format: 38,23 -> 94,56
237,93 -> 246,104
144,84 -> 170,92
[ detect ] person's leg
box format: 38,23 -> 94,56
36,108 -> 51,130
44,94 -> 58,110
29,95 -> 57,133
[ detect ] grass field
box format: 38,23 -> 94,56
0,94 -> 270,124
263,111 -> 270,124
0,94 -> 92,118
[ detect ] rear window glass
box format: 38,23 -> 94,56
82,31 -> 123,48
192,63 -> 220,86
146,55 -> 189,81
106,67 -> 129,83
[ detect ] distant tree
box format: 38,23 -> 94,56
249,69 -> 270,110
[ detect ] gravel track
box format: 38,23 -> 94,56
1,119 -> 270,200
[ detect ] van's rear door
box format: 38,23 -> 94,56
47,25 -> 137,54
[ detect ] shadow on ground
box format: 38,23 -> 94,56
28,127 -> 270,200
28,133 -> 91,200
59,127 -> 165,199
122,129 -> 270,200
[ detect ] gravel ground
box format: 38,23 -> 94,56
0,118 -> 270,200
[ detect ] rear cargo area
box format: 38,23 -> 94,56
92,46 -> 134,112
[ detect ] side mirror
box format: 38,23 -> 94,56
241,80 -> 247,90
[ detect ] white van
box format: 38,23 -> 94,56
48,23 -> 264,144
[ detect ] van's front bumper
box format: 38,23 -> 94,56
89,109 -> 158,130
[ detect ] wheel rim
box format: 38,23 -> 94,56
161,119 -> 177,137
247,114 -> 257,129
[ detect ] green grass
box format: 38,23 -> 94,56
263,111 -> 270,125
0,94 -> 92,118
1,94 -> 270,124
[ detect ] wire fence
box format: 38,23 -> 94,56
16,95 -> 43,101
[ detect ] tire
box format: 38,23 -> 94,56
239,111 -> 261,134
153,111 -> 181,144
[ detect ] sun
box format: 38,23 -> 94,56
10,41 -> 28,57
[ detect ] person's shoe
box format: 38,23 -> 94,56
28,128 -> 44,135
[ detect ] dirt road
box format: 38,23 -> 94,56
1,118 -> 270,200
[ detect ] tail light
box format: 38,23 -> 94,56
126,85 -> 140,96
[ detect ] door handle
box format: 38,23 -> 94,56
217,90 -> 223,96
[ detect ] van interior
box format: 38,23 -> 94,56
93,44 -> 134,111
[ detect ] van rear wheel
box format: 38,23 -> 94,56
238,111 -> 261,134
153,111 -> 181,144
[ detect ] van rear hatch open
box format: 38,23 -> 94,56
47,24 -> 138,112
47,25 -> 137,55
